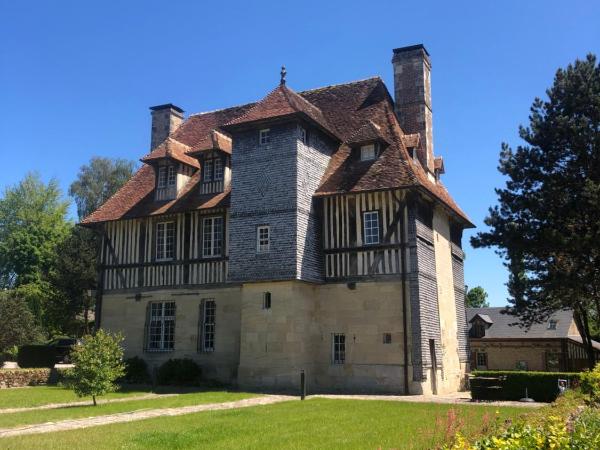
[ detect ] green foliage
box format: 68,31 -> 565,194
471,370 -> 581,402
0,173 -> 70,288
68,330 -> 125,405
466,286 -> 489,308
69,157 -> 136,221
17,345 -> 57,368
580,362 -> 600,403
0,290 -> 43,353
471,55 -> 600,367
121,357 -> 151,384
48,226 -> 98,335
157,358 -> 202,386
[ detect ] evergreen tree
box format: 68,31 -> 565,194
472,54 -> 600,368
466,286 -> 490,308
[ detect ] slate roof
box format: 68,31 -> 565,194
466,307 -> 576,339
82,77 -> 472,226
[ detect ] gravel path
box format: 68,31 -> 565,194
310,393 -> 545,408
0,395 -> 295,438
0,393 -> 179,414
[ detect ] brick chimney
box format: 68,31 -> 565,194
149,104 -> 184,150
392,45 -> 434,174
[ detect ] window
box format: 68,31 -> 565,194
363,211 -> 380,245
156,221 -> 175,261
516,360 -> 528,371
263,292 -> 271,309
360,144 -> 376,161
259,129 -> 270,145
332,333 -> 345,364
202,217 -> 223,257
158,165 -> 176,189
203,158 -> 223,183
204,159 -> 213,182
257,225 -> 270,253
200,299 -> 216,352
383,333 -> 392,344
213,158 -> 223,181
476,352 -> 488,368
472,321 -> 486,338
548,320 -> 557,330
147,302 -> 176,352
299,126 -> 307,144
546,352 -> 561,371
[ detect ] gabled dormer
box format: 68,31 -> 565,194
469,313 -> 494,338
346,120 -> 390,162
140,137 -> 200,201
188,130 -> 233,195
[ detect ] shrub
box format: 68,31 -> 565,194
68,330 -> 125,406
121,357 -> 151,384
470,370 -> 581,402
17,344 -> 57,368
580,362 -> 600,404
157,358 -> 201,386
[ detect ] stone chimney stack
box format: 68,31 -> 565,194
392,45 -> 434,173
149,104 -> 184,150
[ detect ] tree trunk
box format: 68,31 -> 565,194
92,395 -> 96,406
574,307 -> 597,369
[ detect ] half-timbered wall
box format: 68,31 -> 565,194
102,208 -> 228,291
198,152 -> 231,195
323,189 -> 406,279
155,163 -> 195,201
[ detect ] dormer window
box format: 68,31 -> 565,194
203,157 -> 224,183
360,144 -> 376,161
259,129 -> 270,145
157,165 -> 176,189
548,320 -> 557,330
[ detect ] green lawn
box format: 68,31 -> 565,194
0,385 -> 152,409
0,398 -> 528,450
0,390 -> 257,428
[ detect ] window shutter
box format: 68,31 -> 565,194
143,302 -> 151,352
197,300 -> 205,352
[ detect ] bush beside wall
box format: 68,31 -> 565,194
471,370 -> 581,402
17,345 -> 57,368
157,358 -> 202,386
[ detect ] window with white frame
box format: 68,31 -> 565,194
157,165 -> 177,189
147,302 -> 176,352
363,211 -> 380,245
203,159 -> 213,182
257,225 -> 270,253
299,126 -> 307,144
156,221 -> 175,261
202,216 -> 223,257
476,352 -> 488,368
203,158 -> 223,183
360,144 -> 376,161
259,129 -> 270,145
548,319 -> 557,330
332,333 -> 345,364
200,299 -> 216,352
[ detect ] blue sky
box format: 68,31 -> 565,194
1,1 -> 599,306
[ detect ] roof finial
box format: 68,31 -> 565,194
280,65 -> 287,85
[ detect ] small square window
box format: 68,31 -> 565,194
257,225 -> 270,253
259,129 -> 270,145
360,144 -> 376,161
263,292 -> 271,309
383,333 -> 392,344
548,320 -> 557,330
299,127 -> 307,144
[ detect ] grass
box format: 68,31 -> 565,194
0,385 -> 152,409
0,398 -> 528,450
0,390 -> 257,428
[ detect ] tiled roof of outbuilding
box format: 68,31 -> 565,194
82,76 -> 472,226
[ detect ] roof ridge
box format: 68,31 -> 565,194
299,76 -> 382,94
188,101 -> 256,118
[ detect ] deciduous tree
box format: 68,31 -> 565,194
466,286 -> 490,308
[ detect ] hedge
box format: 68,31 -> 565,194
157,358 -> 202,386
0,368 -> 52,388
17,345 -> 57,368
470,370 -> 582,402
121,357 -> 151,384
